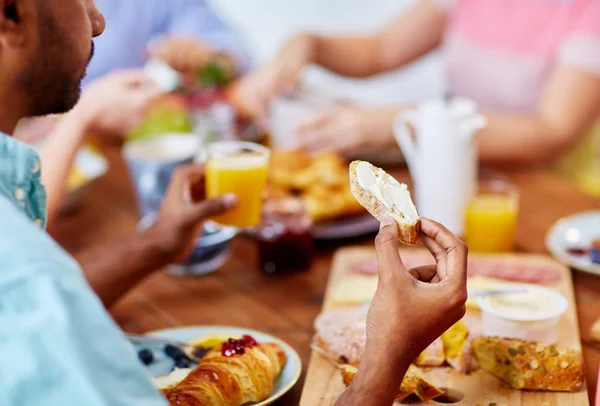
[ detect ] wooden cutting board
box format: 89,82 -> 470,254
300,247 -> 589,406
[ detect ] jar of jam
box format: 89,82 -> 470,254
257,197 -> 314,274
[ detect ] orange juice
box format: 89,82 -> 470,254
206,143 -> 269,228
464,193 -> 519,252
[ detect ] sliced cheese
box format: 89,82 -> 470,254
331,275 -> 378,304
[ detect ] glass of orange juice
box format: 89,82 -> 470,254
464,179 -> 519,252
205,141 -> 270,228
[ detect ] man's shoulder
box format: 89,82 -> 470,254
0,195 -> 80,285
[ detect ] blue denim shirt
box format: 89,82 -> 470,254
0,134 -> 167,406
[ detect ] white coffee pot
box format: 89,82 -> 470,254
393,98 -> 487,235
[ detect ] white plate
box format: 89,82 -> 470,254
143,325 -> 302,406
546,211 -> 600,275
313,214 -> 379,240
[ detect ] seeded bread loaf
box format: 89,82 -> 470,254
472,337 -> 584,392
349,161 -> 420,245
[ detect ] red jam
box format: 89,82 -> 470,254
566,247 -> 589,256
221,335 -> 259,357
257,198 -> 314,274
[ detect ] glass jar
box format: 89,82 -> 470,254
256,197 -> 314,274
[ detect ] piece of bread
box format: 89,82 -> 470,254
349,160 -> 420,245
341,364 -> 443,402
472,337 -> 584,392
441,320 -> 472,373
415,337 -> 446,367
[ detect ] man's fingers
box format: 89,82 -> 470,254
375,218 -> 406,282
168,165 -> 206,202
421,218 -> 464,252
420,218 -> 468,286
186,194 -> 238,224
408,265 -> 439,283
420,234 -> 448,279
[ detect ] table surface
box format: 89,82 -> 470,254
51,147 -> 600,405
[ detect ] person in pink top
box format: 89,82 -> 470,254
234,0 -> 600,165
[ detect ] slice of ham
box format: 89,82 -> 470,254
353,252 -> 434,276
467,257 -> 562,283
352,254 -> 562,284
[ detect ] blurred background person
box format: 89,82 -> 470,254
88,0 -> 250,81
233,0 -> 600,194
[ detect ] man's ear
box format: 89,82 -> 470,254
0,0 -> 28,46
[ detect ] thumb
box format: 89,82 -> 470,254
375,217 -> 406,281
185,194 -> 238,224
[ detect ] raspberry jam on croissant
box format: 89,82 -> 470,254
221,335 -> 259,357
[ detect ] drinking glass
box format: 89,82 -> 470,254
464,178 -> 519,252
205,141 -> 270,228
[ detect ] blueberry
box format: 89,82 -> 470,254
175,357 -> 191,369
192,346 -> 211,360
164,344 -> 186,360
591,248 -> 600,264
138,349 -> 154,366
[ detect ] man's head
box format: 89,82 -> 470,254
0,0 -> 105,126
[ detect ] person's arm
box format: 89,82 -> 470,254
296,65 -> 600,160
231,0 -> 447,122
149,0 -> 250,74
39,114 -> 86,224
40,70 -> 162,225
478,68 -> 600,165
79,165 -> 236,308
309,0 -> 447,78
335,340 -> 412,405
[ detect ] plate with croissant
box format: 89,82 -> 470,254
138,326 -> 302,406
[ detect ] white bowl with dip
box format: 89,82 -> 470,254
477,284 -> 568,344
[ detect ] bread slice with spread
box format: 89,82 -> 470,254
349,161 -> 420,245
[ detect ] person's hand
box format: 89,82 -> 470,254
295,106 -> 366,155
75,69 -> 163,137
366,217 -> 468,364
144,165 -> 238,265
295,106 -> 398,156
149,37 -> 232,74
231,34 -> 316,123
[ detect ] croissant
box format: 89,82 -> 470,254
168,337 -> 286,406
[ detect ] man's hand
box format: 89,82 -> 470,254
143,165 -> 237,265
75,69 -> 163,137
367,217 -> 468,362
231,34 -> 316,123
338,217 -> 468,406
80,165 -> 236,308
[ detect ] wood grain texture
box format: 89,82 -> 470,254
300,247 -> 589,406
48,146 -> 600,405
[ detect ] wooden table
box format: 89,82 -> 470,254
51,147 -> 600,405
